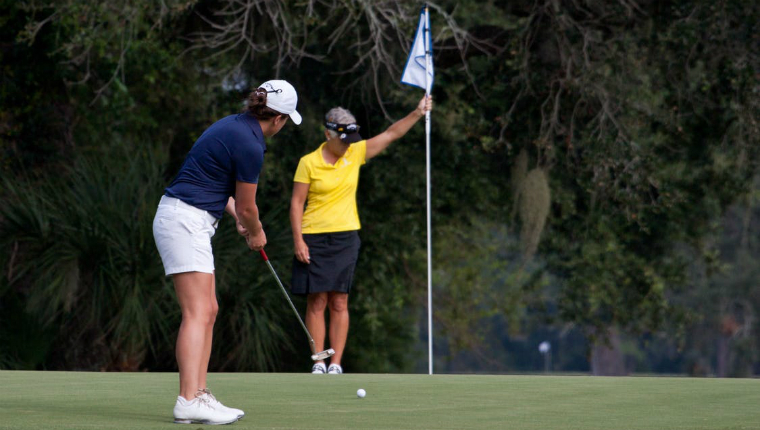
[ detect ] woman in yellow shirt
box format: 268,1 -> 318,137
290,96 -> 432,374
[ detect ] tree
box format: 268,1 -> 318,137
1,0 -> 758,374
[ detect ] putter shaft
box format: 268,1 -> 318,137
259,250 -> 335,361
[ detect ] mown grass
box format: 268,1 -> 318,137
0,371 -> 758,430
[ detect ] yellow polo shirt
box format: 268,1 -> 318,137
293,140 -> 367,234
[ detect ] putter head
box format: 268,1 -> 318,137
311,349 -> 336,361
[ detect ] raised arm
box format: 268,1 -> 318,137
235,181 -> 266,250
290,182 -> 311,264
365,95 -> 432,160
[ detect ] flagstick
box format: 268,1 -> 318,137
423,4 -> 433,377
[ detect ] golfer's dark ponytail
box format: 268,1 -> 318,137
247,88 -> 284,120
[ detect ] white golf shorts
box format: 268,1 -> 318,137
153,195 -> 218,276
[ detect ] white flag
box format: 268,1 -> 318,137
401,7 -> 434,92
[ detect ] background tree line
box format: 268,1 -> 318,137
1,0 -> 757,376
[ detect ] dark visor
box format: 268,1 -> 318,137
325,121 -> 362,144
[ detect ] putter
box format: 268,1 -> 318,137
259,249 -> 335,361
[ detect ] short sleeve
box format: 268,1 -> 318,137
293,157 -> 311,184
355,140 -> 367,165
232,133 -> 264,184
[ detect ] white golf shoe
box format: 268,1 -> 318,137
199,389 -> 245,420
312,362 -> 327,374
173,395 -> 239,425
327,364 -> 343,374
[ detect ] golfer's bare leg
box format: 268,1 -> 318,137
327,292 -> 349,365
197,273 -> 219,391
306,292 -> 328,361
174,271 -> 216,400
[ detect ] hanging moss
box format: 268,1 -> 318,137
518,168 -> 551,259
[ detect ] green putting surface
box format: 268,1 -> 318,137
0,371 -> 758,430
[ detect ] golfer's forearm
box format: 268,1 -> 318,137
290,203 -> 304,243
236,204 -> 262,235
224,197 -> 238,221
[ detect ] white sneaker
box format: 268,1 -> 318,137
199,389 -> 245,420
327,364 -> 343,374
312,362 -> 327,374
173,395 -> 239,425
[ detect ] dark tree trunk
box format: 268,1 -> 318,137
590,329 -> 626,376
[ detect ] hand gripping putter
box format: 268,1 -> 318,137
259,249 -> 335,361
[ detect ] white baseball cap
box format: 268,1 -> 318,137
258,79 -> 302,125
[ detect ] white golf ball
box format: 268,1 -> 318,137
357,388 -> 366,398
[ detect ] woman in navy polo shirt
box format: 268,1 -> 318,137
153,80 -> 301,425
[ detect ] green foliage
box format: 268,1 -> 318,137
209,221 -> 299,371
0,145 -> 299,371
1,0 -> 758,374
426,218 -> 550,371
670,179 -> 760,377
1,146 -> 172,369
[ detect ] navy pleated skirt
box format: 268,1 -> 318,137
291,230 -> 361,295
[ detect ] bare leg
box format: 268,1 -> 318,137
305,292 -> 328,363
327,292 -> 349,365
173,271 -> 217,400
198,273 -> 219,391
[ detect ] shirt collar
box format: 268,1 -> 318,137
319,141 -> 353,167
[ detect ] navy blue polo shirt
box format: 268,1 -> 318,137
165,113 -> 266,219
